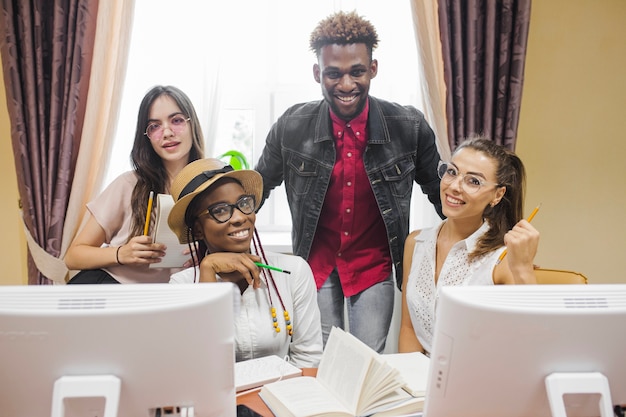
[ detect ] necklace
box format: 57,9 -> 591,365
253,229 -> 293,336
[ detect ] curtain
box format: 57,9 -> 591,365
0,0 -> 99,285
410,0 -> 452,162
438,0 -> 532,151
61,0 -> 135,283
0,0 -> 135,284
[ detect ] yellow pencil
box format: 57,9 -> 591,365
496,203 -> 541,264
143,191 -> 154,236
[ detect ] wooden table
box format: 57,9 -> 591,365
236,368 -> 316,417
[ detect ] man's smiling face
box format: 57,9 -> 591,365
313,43 -> 378,121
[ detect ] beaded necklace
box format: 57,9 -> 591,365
253,229 -> 293,336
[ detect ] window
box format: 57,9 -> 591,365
107,0 -> 440,250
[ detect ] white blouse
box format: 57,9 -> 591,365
170,251 -> 323,368
405,221 -> 505,353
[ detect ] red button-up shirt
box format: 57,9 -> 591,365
308,100 -> 392,297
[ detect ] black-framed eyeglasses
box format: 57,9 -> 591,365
144,114 -> 190,141
199,195 -> 257,223
437,161 -> 500,194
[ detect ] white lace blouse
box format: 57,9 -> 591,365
405,220 -> 505,353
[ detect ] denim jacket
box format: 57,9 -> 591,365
255,96 -> 443,289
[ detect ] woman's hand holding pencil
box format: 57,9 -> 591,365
115,191 -> 167,266
498,204 -> 541,268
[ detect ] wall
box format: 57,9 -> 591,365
516,0 -> 626,283
0,62 -> 27,284
1,1 -> 625,285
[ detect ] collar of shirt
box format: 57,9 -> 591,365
417,220 -> 490,252
463,221 -> 490,251
329,98 -> 370,143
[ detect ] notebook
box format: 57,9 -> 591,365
150,194 -> 191,268
235,355 -> 302,392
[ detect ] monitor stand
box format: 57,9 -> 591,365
51,375 -> 121,417
545,372 -> 613,417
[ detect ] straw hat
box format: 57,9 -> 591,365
168,158 -> 263,244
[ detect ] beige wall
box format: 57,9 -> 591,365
516,0 -> 626,283
0,62 -> 27,284
1,1 -> 625,285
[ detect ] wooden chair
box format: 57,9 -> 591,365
534,268 -> 588,284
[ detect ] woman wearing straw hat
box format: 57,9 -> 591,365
168,158 -> 323,367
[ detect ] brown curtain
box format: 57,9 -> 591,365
0,0 -> 98,284
438,0 -> 531,151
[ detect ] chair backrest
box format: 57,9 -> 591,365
534,268 -> 588,284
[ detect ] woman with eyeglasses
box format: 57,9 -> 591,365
65,85 -> 205,284
398,137 -> 540,355
167,158 -> 323,367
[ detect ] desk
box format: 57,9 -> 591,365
236,368 -> 316,417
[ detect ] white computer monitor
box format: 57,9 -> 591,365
424,284 -> 626,417
0,282 -> 238,417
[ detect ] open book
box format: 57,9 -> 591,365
381,351 -> 430,398
149,194 -> 192,268
259,327 -> 427,417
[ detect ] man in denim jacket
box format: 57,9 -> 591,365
255,11 -> 442,353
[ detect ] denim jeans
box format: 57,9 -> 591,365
317,268 -> 395,353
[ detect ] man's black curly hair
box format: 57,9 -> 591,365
309,11 -> 379,59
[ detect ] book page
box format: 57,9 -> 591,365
149,194 -> 192,268
381,352 -> 430,397
358,356 -> 404,410
259,376 -> 351,417
316,327 -> 373,413
369,394 -> 425,417
259,328 -> 419,417
364,387 -> 420,416
317,328 -> 408,415
235,355 -> 302,392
